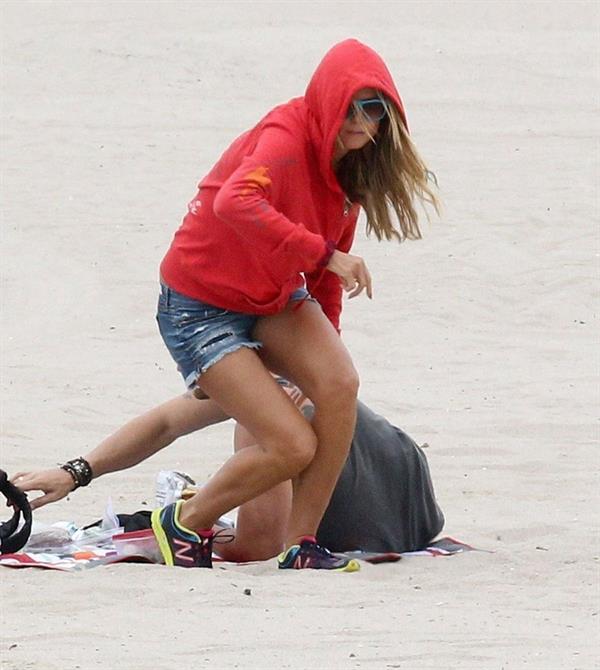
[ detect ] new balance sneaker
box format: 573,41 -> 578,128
278,536 -> 360,572
151,500 -> 213,568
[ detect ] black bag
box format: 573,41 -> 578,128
0,469 -> 33,554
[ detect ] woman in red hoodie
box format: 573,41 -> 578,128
61,39 -> 439,571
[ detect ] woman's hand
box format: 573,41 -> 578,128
10,469 -> 75,510
326,250 -> 373,299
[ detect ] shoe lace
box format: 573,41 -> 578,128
305,541 -> 337,560
212,528 -> 235,546
190,534 -> 213,563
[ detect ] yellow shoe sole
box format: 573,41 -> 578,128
150,507 -> 175,566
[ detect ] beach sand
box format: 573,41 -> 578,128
1,1 -> 598,668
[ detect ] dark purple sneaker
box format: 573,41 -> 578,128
278,535 -> 360,572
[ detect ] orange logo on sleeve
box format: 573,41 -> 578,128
240,166 -> 272,196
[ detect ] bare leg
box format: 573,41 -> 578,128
214,422 -> 292,562
177,347 -> 317,532
254,302 -> 359,546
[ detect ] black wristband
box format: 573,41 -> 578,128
60,457 -> 93,489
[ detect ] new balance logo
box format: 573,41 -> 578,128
173,538 -> 195,563
293,554 -> 312,569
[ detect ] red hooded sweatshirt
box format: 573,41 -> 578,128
160,39 -> 406,331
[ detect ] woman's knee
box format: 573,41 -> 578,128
265,425 -> 317,478
310,363 -> 360,409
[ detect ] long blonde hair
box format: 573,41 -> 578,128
335,96 -> 440,241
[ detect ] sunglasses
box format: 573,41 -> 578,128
346,98 -> 388,123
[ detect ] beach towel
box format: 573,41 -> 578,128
0,530 -> 475,572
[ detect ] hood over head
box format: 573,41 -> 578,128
304,39 -> 408,192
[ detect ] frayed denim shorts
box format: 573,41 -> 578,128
156,282 -> 313,388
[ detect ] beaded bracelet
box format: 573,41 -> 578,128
60,457 -> 93,489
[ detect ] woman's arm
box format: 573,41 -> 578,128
87,394 -> 228,477
13,394 -> 230,509
212,125 -> 328,274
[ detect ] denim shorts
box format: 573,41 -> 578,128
156,283 -> 314,388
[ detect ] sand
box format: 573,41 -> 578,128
1,1 -> 598,668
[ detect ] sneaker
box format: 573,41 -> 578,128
278,536 -> 360,572
150,500 -> 213,568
